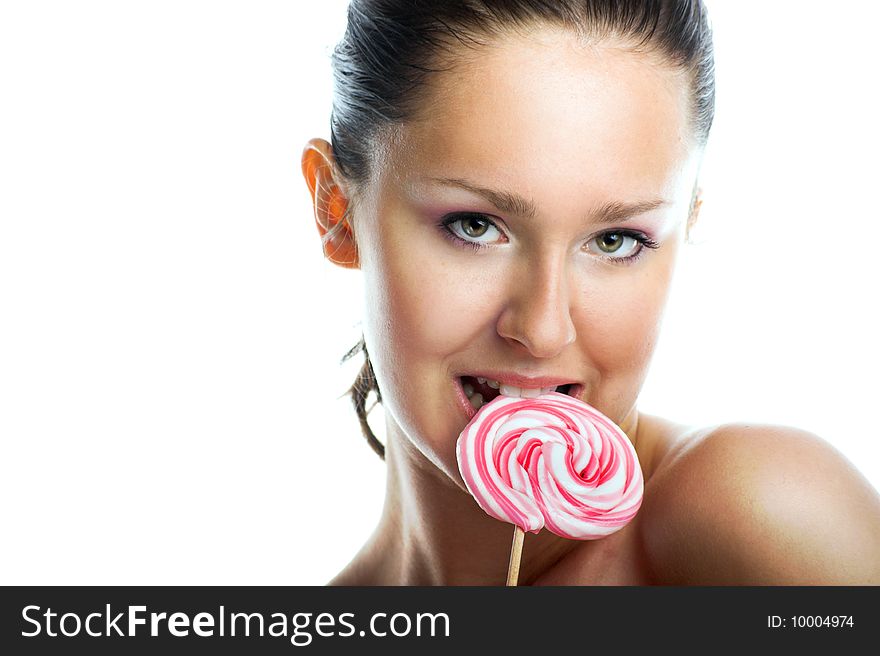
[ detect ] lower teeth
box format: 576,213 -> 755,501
468,393 -> 484,410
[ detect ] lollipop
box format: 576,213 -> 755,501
455,391 -> 644,584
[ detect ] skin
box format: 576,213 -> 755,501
302,26 -> 880,585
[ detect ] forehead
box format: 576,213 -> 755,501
381,27 -> 696,203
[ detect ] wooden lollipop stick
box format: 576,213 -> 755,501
506,526 -> 525,586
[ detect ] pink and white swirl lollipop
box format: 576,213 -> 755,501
456,392 -> 644,541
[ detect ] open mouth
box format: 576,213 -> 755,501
459,376 -> 575,411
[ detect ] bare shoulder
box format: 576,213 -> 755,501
639,421 -> 880,584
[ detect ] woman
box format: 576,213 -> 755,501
301,0 -> 880,585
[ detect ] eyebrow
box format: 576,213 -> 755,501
427,177 -> 669,224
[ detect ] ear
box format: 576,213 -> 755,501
301,138 -> 360,269
686,185 -> 703,243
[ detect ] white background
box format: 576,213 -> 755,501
1,1 -> 877,585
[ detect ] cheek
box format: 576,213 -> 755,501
365,232 -> 490,360
359,222 -> 482,473
359,229 -> 482,434
576,251 -> 679,373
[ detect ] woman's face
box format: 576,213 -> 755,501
350,27 -> 701,485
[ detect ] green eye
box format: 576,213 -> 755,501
440,213 -> 504,250
586,231 -> 660,263
596,233 -> 625,253
460,216 -> 491,238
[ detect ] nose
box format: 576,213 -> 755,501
496,253 -> 577,358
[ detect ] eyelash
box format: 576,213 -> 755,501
438,213 -> 660,264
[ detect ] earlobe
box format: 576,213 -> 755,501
301,138 -> 360,269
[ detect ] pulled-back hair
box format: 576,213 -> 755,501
331,0 -> 716,460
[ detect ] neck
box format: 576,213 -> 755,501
355,405 -> 643,586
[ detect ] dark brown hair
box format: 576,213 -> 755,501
332,0 -> 716,460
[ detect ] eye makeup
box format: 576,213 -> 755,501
436,211 -> 661,265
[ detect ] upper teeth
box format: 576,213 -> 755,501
468,378 -> 559,399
